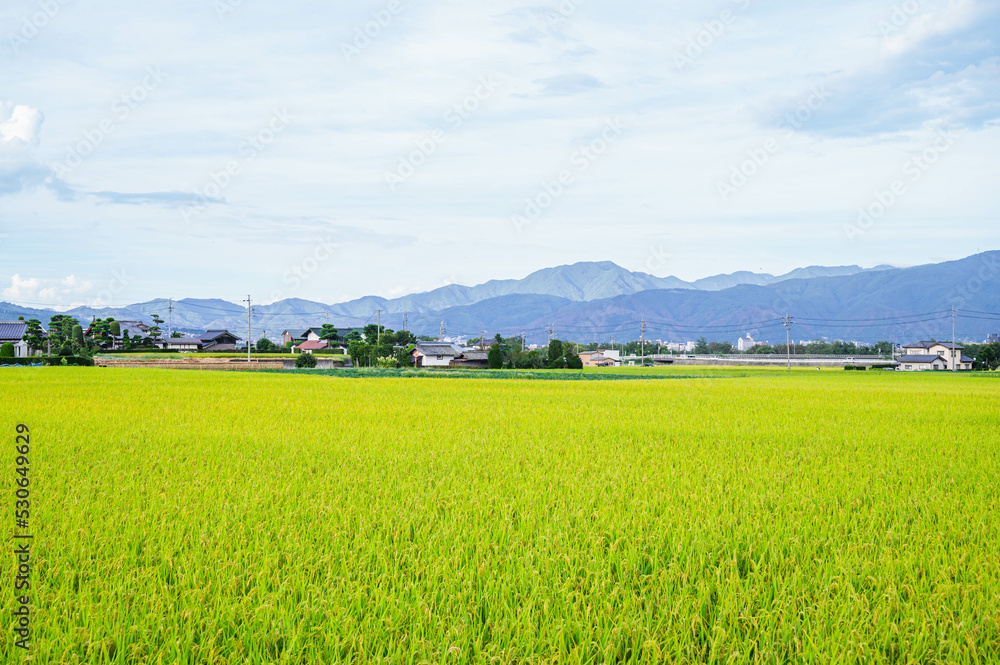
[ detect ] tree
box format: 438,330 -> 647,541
110,321 -> 121,337
487,344 -> 503,369
295,352 -> 318,368
319,324 -> 340,343
58,342 -> 74,356
21,319 -> 45,355
171,331 -> 182,338
122,330 -> 131,350
547,340 -> 564,365
72,325 -> 85,350
694,338 -> 709,355
707,341 -> 735,355
48,314 -> 78,349
256,338 -> 277,353
0,342 -> 13,358
975,343 -> 1000,371
149,314 -> 164,339
565,350 -> 583,370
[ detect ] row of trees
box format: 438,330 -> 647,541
482,335 -> 583,370
963,342 -> 1000,371
16,313 -> 174,357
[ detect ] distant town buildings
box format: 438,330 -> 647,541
989,333 -> 999,344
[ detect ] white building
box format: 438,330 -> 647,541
412,343 -> 460,368
737,334 -> 754,352
0,321 -> 37,357
897,341 -> 973,371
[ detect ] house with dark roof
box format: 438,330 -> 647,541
450,350 -> 490,368
898,341 -> 973,371
158,337 -> 204,352
0,321 -> 40,357
198,330 -> 240,352
412,342 -> 460,368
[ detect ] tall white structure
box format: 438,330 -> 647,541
737,334 -> 754,352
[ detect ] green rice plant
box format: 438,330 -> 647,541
1,368 -> 998,663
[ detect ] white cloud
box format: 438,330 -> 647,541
2,274 -> 96,310
0,103 -> 44,146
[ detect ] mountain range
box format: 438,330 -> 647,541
1,252 -> 997,344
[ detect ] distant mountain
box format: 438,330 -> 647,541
2,252 -> 997,343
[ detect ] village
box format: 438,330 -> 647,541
0,315 -> 995,371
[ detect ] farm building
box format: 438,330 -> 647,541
412,343 -> 460,368
451,350 -> 490,368
900,341 -> 973,371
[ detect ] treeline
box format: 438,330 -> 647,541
2,313 -> 168,359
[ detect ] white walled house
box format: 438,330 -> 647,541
0,321 -> 39,357
412,343 -> 460,368
900,341 -> 973,371
896,354 -> 950,372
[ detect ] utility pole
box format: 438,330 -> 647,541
548,323 -> 555,346
244,295 -> 252,362
640,319 -> 646,364
952,306 -> 957,372
783,315 -> 793,370
377,309 -> 382,347
403,312 -> 408,333
440,320 -> 445,341
611,335 -> 615,351
480,330 -> 487,350
520,333 -> 525,352
167,298 -> 174,339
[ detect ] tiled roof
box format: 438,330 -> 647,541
896,354 -> 947,363
415,343 -> 459,356
903,341 -> 964,350
295,341 -> 329,350
162,337 -> 203,346
0,321 -> 28,341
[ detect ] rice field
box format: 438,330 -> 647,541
2,367 -> 1000,663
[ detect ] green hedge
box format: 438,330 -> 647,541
843,364 -> 868,371
0,356 -> 95,367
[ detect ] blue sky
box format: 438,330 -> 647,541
1,0 -> 998,308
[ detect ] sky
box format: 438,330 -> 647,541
1,0 -> 998,308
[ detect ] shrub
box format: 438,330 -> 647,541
0,342 -> 13,358
844,364 -> 867,371
295,353 -> 318,369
